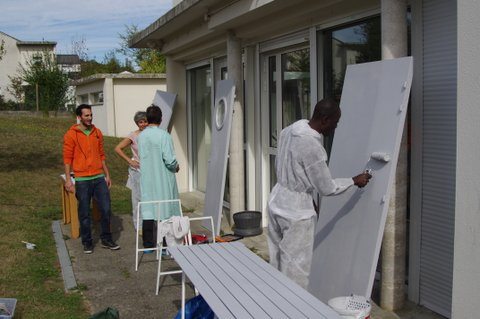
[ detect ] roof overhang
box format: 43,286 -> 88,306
131,0 -> 379,62
129,0 -> 288,56
130,0 -> 221,49
17,41 -> 56,47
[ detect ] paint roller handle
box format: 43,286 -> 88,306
353,171 -> 372,188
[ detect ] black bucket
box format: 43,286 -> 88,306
233,211 -> 262,237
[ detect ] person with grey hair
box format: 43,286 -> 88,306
267,97 -> 372,289
115,111 -> 148,231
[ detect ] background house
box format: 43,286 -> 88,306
130,0 -> 479,318
0,31 -> 56,101
57,54 -> 81,110
56,54 -> 81,79
74,72 -> 166,137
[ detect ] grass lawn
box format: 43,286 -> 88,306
0,113 -> 131,318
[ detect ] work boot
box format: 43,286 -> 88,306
101,239 -> 120,250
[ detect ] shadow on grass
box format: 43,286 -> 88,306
0,150 -> 60,171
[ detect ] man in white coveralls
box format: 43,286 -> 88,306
268,97 -> 372,288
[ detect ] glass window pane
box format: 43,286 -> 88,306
281,48 -> 310,128
270,154 -> 277,190
323,17 -> 380,153
190,66 -> 212,192
221,67 -> 228,80
325,17 -> 381,100
269,56 -> 277,147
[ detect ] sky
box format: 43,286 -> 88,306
0,0 -> 172,61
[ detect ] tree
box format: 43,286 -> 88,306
6,75 -> 24,108
117,24 -> 166,73
102,50 -> 134,73
137,50 -> 166,73
0,40 -> 7,108
70,36 -> 89,61
69,37 -> 131,77
78,50 -> 134,78
10,51 -> 69,115
79,59 -> 104,77
0,39 -> 5,61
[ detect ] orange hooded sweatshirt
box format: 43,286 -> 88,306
63,124 -> 106,177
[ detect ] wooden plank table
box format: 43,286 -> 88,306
168,242 -> 341,319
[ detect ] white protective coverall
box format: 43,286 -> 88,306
268,119 -> 354,289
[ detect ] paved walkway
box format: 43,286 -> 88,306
58,192 -> 444,319
59,192 -> 269,318
61,214 -> 192,318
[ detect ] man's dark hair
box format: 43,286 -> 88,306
311,97 -> 340,120
75,104 -> 92,116
146,104 -> 162,124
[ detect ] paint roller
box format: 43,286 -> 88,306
365,152 -> 390,175
370,152 -> 391,163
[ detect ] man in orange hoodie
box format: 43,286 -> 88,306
63,104 -> 120,254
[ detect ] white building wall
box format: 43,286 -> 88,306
91,102 -> 109,135
452,1 -> 480,318
0,34 -> 21,100
112,78 -> 167,137
75,77 -> 167,137
18,46 -> 54,66
104,78 -> 116,137
75,79 -> 109,134
0,33 -> 55,102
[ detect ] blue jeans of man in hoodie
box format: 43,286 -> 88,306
75,177 -> 112,245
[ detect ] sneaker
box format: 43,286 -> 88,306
83,243 -> 93,254
101,239 -> 120,250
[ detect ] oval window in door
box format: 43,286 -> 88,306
215,98 -> 226,130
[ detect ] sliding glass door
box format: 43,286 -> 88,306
189,65 -> 212,192
262,46 -> 311,191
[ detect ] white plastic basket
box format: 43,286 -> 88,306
0,298 -> 17,319
328,295 -> 371,319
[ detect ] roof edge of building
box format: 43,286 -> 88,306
73,73 -> 167,85
17,41 -> 57,46
129,0 -> 203,48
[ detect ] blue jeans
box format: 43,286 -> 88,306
75,177 -> 112,245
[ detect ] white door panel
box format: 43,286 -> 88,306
308,57 -> 413,302
152,90 -> 177,130
203,80 -> 235,234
